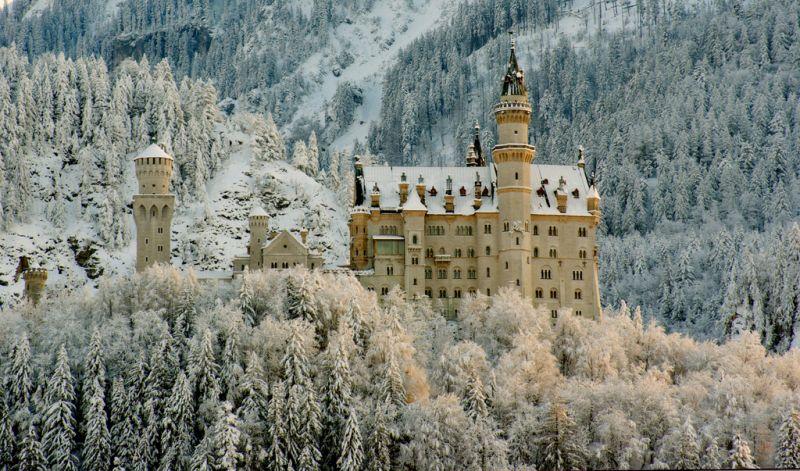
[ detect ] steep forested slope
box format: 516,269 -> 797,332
0,48 -> 349,307
370,0 -> 800,349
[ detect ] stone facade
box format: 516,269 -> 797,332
349,43 -> 603,320
232,207 -> 324,276
133,144 -> 175,272
23,267 -> 47,305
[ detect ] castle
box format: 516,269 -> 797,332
131,41 -> 602,320
348,42 -> 602,320
132,145 -> 322,276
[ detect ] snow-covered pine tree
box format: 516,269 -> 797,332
661,416 -> 700,469
701,435 -> 723,470
10,334 -> 34,410
212,402 -> 244,471
159,371 -> 195,470
42,345 -> 77,471
322,339 -> 353,469
190,432 -> 214,471
265,382 -> 289,470
729,433 -> 757,469
336,406 -> 363,471
533,402 -> 587,471
220,333 -> 243,402
286,273 -> 319,326
83,379 -> 111,471
0,395 -> 14,469
307,131 -> 319,177
777,410 -> 800,469
366,402 -> 391,471
18,424 -> 47,471
380,351 -> 406,409
189,328 -> 221,405
109,378 -> 134,471
291,140 -> 311,175
253,112 -> 285,161
462,369 -> 488,422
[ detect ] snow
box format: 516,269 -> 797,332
134,143 -> 172,160
286,0 -> 454,149
249,206 -> 268,217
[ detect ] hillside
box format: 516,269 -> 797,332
0,49 -> 349,307
368,0 -> 800,349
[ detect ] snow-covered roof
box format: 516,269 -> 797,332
249,206 -> 268,217
263,230 -> 308,250
403,186 -> 427,212
195,270 -> 233,280
134,144 -> 173,160
588,184 -> 600,200
360,163 -> 591,216
373,235 -> 405,240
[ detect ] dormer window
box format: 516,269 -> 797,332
429,187 -> 438,196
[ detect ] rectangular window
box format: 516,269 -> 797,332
376,240 -> 404,255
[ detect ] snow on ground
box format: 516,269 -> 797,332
0,123 -> 349,308
288,0 -> 455,150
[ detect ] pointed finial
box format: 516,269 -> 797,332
589,172 -> 596,187
474,121 -> 480,135
401,172 -> 407,182
509,30 -> 515,50
418,174 -> 424,184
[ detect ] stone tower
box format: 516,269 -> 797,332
493,38 -> 535,297
248,206 -> 269,270
133,144 -> 175,272
23,267 -> 47,305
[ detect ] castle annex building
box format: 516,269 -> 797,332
349,42 -> 602,319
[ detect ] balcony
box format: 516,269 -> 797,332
434,254 -> 452,264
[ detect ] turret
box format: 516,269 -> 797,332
556,176 -> 568,213
466,122 -> 485,167
415,175 -> 426,204
23,267 -> 47,305
587,183 -> 601,215
133,144 -> 175,272
577,145 -> 586,170
444,175 -> 455,213
249,206 -> 269,269
493,36 -> 534,297
370,182 -> 381,208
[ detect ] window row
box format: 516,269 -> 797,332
379,225 -> 399,235
426,225 -> 445,235
423,287 -> 477,298
534,288 -> 583,300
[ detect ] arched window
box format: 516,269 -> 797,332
550,288 -> 558,299
453,268 -> 462,279
535,288 -> 543,298
505,261 -> 509,270
504,221 -> 510,231
485,246 -> 491,256
574,290 -> 582,300
534,247 -> 539,257
533,225 -> 539,235
541,268 -> 552,280
549,248 -> 557,258
579,249 -> 587,259
412,234 -> 418,244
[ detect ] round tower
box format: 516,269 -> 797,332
349,207 -> 370,270
249,207 -> 270,269
133,144 -> 175,272
493,37 -> 535,297
23,267 -> 47,305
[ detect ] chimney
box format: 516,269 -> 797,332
399,172 -> 409,205
415,175 -> 426,204
370,182 -> 381,208
556,175 -> 568,213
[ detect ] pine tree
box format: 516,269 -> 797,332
673,417 -> 700,469
336,406 -> 363,471
42,345 -> 77,471
83,379 -> 111,471
190,329 -> 221,405
265,382 -> 289,471
212,402 -> 244,471
729,433 -> 757,469
10,334 -> 34,410
307,131 -> 319,177
777,410 -> 800,469
253,113 -> 285,161
220,334 -> 242,402
159,371 -> 195,470
18,425 -> 47,471
109,379 -> 135,471
190,433 -> 214,471
322,340 -> 353,469
0,395 -> 16,469
236,351 -> 269,459
702,435 -> 723,470
366,403 -> 391,471
534,402 -> 587,471
380,351 -> 406,408
282,325 -> 311,389
462,369 -> 488,422
292,140 -> 310,175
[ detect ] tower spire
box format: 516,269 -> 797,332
502,32 -> 527,97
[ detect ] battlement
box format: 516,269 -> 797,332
23,268 -> 48,281
134,144 -> 174,194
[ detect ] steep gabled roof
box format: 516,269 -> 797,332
262,230 -> 308,254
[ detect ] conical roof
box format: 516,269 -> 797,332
134,143 -> 173,160
501,39 -> 527,97
249,206 -> 268,217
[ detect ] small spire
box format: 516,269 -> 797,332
577,145 -> 585,168
502,31 -> 526,97
472,121 -> 484,166
401,172 -> 407,182
418,174 -> 424,184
